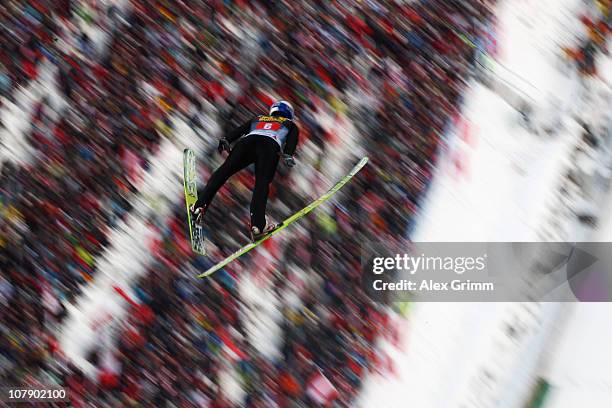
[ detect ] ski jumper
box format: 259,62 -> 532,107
196,114 -> 299,231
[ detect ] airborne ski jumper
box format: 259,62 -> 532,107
191,100 -> 299,241
184,100 -> 369,274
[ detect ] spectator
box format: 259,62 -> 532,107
0,0 -> 499,406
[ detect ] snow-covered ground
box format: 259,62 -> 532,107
543,303 -> 612,408
542,58 -> 612,407
414,0 -> 586,243
413,83 -> 582,242
359,0 -> 596,406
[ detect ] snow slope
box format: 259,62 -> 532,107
543,303 -> 612,408
359,0 -> 588,406
542,58 -> 612,406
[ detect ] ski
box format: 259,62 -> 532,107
183,148 -> 206,255
197,156 -> 369,278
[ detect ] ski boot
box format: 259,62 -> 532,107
190,203 -> 208,225
250,219 -> 283,242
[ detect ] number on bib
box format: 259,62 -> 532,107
256,122 -> 281,131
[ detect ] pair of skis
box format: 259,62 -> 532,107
183,148 -> 368,278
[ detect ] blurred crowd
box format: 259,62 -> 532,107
0,0 -> 495,406
562,0 -> 611,77
0,0 -> 62,101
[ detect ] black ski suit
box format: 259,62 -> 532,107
196,114 -> 299,230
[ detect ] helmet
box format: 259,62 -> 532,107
269,100 -> 294,120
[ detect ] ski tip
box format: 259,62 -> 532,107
197,267 -> 217,278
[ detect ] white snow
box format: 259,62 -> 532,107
543,303 -> 612,408
413,83 -> 582,242
543,133 -> 612,408
359,0 -> 592,406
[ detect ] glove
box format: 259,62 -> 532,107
217,138 -> 230,154
282,154 -> 296,168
